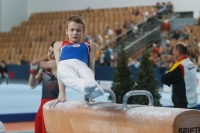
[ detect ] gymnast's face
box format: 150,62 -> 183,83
66,21 -> 84,43
47,46 -> 55,60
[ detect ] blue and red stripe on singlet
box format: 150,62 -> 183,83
60,41 -> 90,65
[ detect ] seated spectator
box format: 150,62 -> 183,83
128,57 -> 133,67
183,23 -> 191,33
160,36 -> 170,47
142,7 -> 149,22
159,55 -> 169,75
171,29 -> 180,40
132,58 -> 140,68
163,44 -> 172,55
93,32 -> 103,45
105,35 -> 111,45
131,22 -> 139,34
99,50 -> 105,66
111,53 -> 118,67
189,36 -> 198,48
179,29 -> 188,40
132,7 -> 139,16
126,20 -> 135,39
115,24 -> 122,36
191,58 -> 200,72
151,53 -> 161,67
95,44 -> 100,66
177,37 -> 184,43
148,8 -> 157,25
151,7 -> 157,17
84,34 -> 91,42
196,17 -> 200,25
151,43 -> 160,54
128,58 -> 140,68
20,56 -> 29,65
105,26 -> 114,37
198,37 -> 200,48
0,61 -> 9,84
123,20 -> 129,29
166,55 -> 175,67
84,30 -> 91,42
160,55 -> 169,68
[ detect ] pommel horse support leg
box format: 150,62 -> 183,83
43,90 -> 200,133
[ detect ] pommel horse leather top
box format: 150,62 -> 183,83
43,100 -> 200,133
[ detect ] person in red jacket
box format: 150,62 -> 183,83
160,15 -> 170,37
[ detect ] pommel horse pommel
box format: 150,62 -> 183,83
84,88 -> 116,107
43,90 -> 200,133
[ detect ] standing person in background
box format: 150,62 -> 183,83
166,1 -> 173,17
20,56 -> 29,65
161,43 -> 198,109
106,26 -> 114,37
0,61 -> 9,84
99,50 -> 105,66
54,15 -> 104,102
95,44 -> 100,66
114,24 -> 122,46
104,45 -> 114,66
29,41 -> 59,133
160,15 -> 170,37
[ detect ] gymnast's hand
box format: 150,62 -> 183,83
30,58 -> 39,70
48,97 -> 66,108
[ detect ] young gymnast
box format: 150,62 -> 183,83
54,15 -> 104,102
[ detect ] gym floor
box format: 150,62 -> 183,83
2,80 -> 199,133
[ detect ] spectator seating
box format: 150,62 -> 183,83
0,6 -> 156,64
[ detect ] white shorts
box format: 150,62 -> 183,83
57,59 -> 104,99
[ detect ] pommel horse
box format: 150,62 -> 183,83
43,90 -> 200,133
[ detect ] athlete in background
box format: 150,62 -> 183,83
29,42 -> 59,133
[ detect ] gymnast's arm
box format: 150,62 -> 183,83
29,58 -> 43,88
35,55 -> 49,62
88,41 -> 97,74
34,55 -> 56,69
54,41 -> 66,103
39,60 -> 57,69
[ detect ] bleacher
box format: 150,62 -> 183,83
0,4 -> 199,67
0,6 -> 156,64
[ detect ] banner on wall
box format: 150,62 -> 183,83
163,72 -> 200,94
